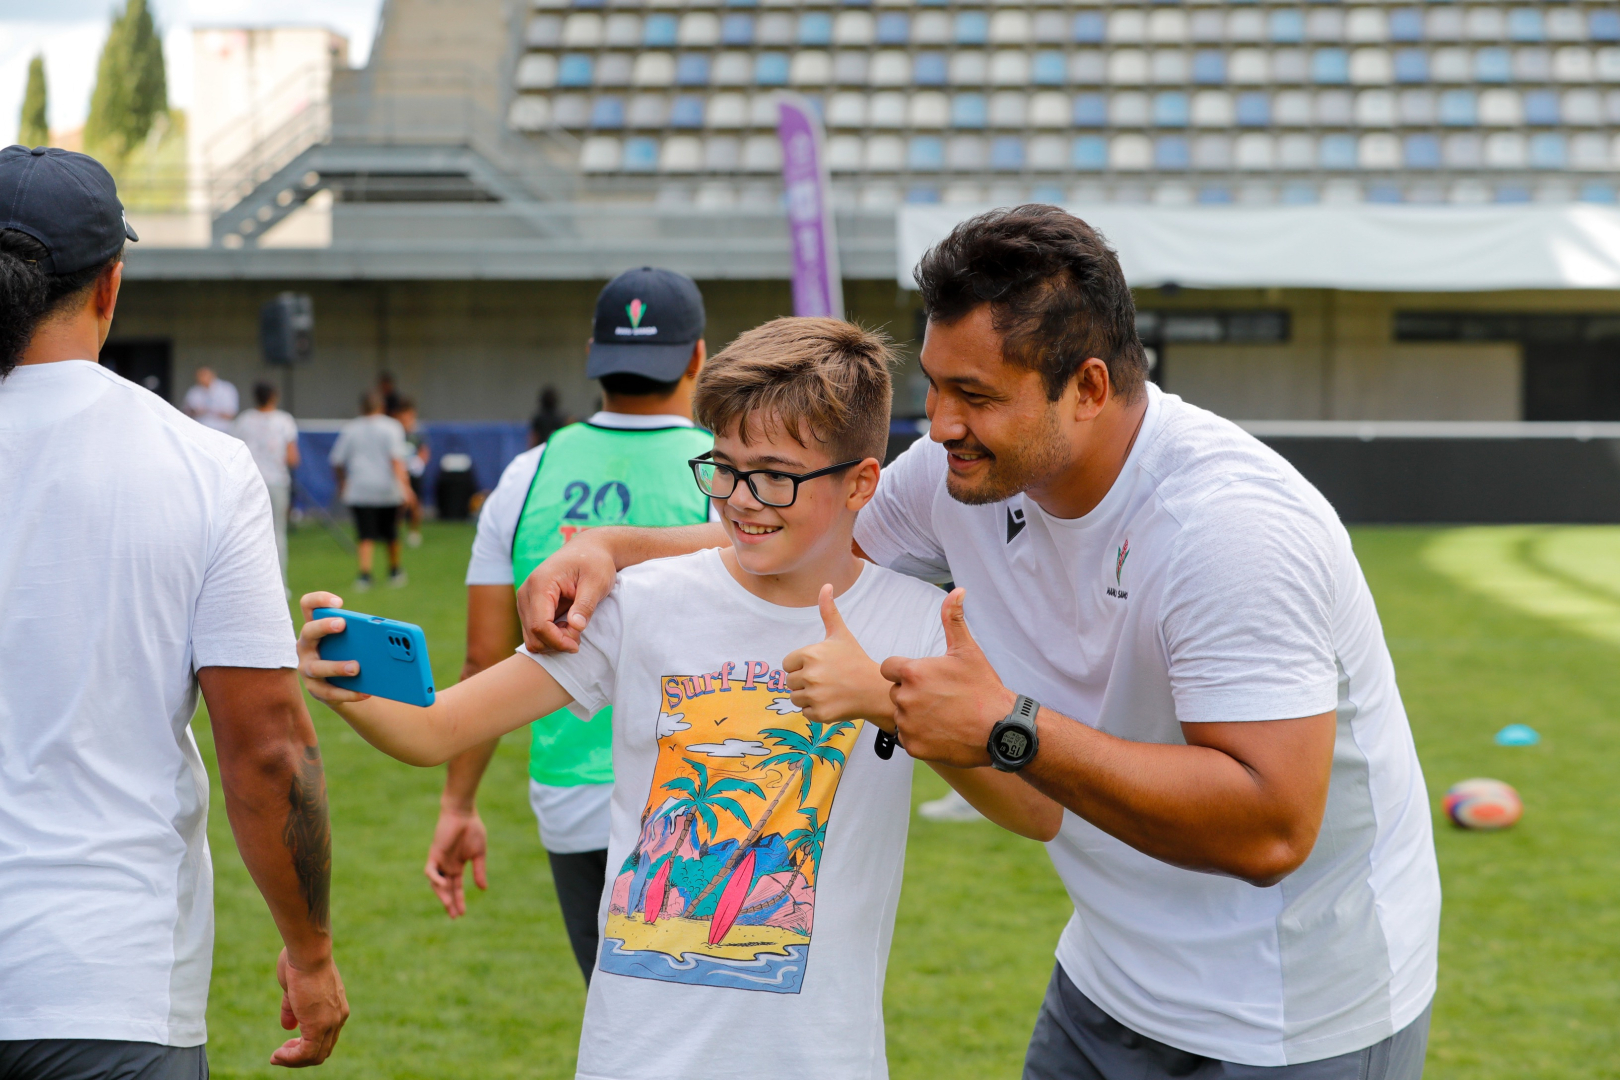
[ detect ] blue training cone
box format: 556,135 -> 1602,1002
1495,724 -> 1540,747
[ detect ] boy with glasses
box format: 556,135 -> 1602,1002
297,317 -> 1052,1080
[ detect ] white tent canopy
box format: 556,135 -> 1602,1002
895,203 -> 1620,292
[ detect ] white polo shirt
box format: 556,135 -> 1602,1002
853,384 -> 1440,1067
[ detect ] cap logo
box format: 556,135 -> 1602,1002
615,297 -> 658,337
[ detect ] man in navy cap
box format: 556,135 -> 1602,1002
0,146 -> 349,1076
423,267 -> 715,985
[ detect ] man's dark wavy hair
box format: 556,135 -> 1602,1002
913,204 -> 1148,402
0,228 -> 123,379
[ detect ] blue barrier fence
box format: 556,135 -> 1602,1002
294,422 -> 530,512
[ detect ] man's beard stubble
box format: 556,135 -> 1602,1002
942,403 -> 1070,507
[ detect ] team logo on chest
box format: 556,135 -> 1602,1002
1005,506 -> 1027,543
1107,538 -> 1130,599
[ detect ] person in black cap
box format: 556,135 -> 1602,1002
0,146 -> 349,1076
422,267 -> 715,986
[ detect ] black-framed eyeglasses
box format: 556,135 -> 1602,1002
689,451 -> 863,508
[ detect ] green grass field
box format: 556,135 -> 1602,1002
192,522 -> 1620,1078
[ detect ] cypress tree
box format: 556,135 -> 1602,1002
84,0 -> 168,160
18,55 -> 48,148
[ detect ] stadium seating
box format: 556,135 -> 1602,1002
507,1 -> 1620,207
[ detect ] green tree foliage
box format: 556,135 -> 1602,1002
19,55 -> 48,148
84,0 -> 167,160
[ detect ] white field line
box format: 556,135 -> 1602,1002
1422,526 -> 1620,649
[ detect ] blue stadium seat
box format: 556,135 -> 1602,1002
1366,184 -> 1403,204
1282,182 -> 1318,205
623,137 -> 658,171
643,14 -> 677,47
1235,92 -> 1270,126
1393,50 -> 1428,83
755,53 -> 789,85
676,54 -> 710,86
1508,7 -> 1544,42
1192,51 -> 1226,84
1319,134 -> 1356,169
908,136 -> 944,171
1198,185 -> 1233,205
1475,48 -> 1511,83
1155,136 -> 1189,169
1579,183 -> 1617,204
1072,136 -> 1108,170
990,137 -> 1024,171
1439,90 -> 1476,126
799,12 -> 832,45
670,95 -> 705,128
591,96 -> 625,128
558,54 -> 594,87
909,52 -> 944,86
1591,11 -> 1620,42
1524,90 -> 1560,125
1154,92 -> 1190,127
906,185 -> 941,203
1073,93 -> 1107,126
721,14 -> 754,45
1033,51 -> 1066,86
954,11 -> 988,45
1529,133 -> 1567,168
952,93 -> 987,128
1312,49 -> 1349,84
875,13 -> 908,45
1389,8 -> 1424,43
1403,133 -> 1441,168
1269,10 -> 1305,44
1072,12 -> 1105,44
1494,184 -> 1531,203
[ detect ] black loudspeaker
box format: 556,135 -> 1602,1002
260,293 -> 314,367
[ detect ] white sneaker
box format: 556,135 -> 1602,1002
918,789 -> 985,823
407,531 -> 423,548
353,575 -> 373,593
388,569 -> 409,589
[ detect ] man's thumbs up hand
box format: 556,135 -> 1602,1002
880,589 -> 1015,768
783,584 -> 894,730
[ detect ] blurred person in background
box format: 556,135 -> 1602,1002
330,391 -> 414,591
423,267 -> 713,986
391,396 -> 430,549
376,370 -> 402,417
528,384 -> 571,448
0,145 -> 347,1078
232,380 -> 301,589
182,365 -> 238,432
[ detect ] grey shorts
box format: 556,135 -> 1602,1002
1024,965 -> 1430,1080
0,1039 -> 207,1080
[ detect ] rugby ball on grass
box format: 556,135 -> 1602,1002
1443,778 -> 1522,830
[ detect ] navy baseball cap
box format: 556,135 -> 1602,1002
0,145 -> 138,274
586,267 -> 705,381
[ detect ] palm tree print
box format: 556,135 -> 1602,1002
689,719 -> 853,911
660,757 -> 762,861
784,805 -> 827,895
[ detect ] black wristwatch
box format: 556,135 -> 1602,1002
988,694 -> 1041,772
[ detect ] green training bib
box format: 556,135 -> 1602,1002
512,422 -> 714,787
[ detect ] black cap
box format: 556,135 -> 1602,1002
586,267 -> 705,382
0,145 -> 139,274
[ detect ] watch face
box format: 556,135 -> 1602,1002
995,727 -> 1030,762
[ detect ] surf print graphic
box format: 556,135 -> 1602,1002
600,662 -> 859,994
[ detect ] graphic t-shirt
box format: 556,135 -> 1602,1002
529,549 -> 946,1080
853,384 -> 1440,1068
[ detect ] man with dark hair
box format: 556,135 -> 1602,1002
423,267 -> 715,986
0,145 -> 347,1076
232,380 -> 301,588
514,206 -> 1440,1080
330,390 -> 415,590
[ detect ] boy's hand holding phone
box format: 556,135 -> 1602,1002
783,585 -> 896,732
297,592 -> 371,706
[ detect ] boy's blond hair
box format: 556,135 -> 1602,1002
693,317 -> 893,463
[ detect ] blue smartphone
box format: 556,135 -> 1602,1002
312,608 -> 436,707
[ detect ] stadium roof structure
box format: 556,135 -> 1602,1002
129,0 -> 1620,287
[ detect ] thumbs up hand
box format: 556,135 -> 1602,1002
880,589 -> 1016,768
783,584 -> 896,730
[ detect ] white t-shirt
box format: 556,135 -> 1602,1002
853,384 -> 1440,1068
530,549 -> 946,1080
231,407 -> 299,489
183,378 -> 239,432
0,361 -> 297,1047
329,413 -> 409,507
469,413 -> 714,853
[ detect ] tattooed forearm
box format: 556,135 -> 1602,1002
284,745 -> 332,932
